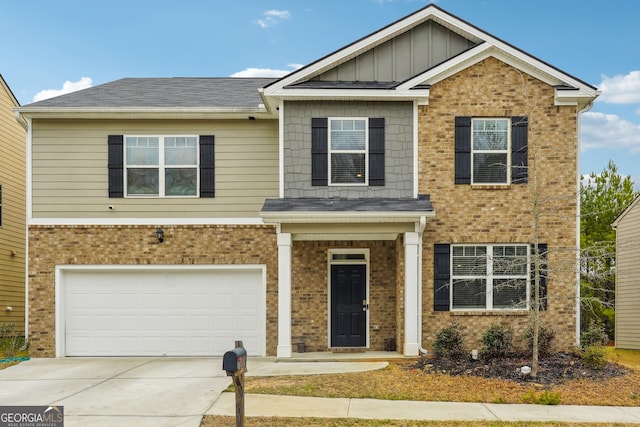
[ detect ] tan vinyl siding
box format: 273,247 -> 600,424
31,119 -> 278,219
0,79 -> 26,332
615,199 -> 640,349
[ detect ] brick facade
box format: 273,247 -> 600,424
28,224 -> 279,357
419,57 -> 579,352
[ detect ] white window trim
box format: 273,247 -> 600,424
328,117 -> 369,186
124,135 -> 199,198
470,118 -> 511,185
450,244 -> 530,311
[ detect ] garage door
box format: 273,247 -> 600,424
62,267 -> 265,357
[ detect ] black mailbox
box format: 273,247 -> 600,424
223,347 -> 247,373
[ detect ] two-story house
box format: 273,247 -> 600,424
16,4 -> 597,358
0,74 -> 26,334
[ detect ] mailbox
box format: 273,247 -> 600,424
223,347 -> 247,373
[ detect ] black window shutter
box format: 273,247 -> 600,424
311,118 -> 328,186
434,244 -> 451,311
511,116 -> 528,184
199,135 -> 215,198
454,116 -> 471,184
368,118 -> 385,186
531,243 -> 548,311
108,135 -> 124,198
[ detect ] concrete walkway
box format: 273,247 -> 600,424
1,357 -> 639,426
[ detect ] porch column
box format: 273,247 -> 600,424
277,232 -> 292,358
404,231 -> 420,356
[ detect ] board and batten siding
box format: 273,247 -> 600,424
0,79 -> 26,332
615,198 -> 640,350
31,119 -> 278,219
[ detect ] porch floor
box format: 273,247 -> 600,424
277,351 -> 415,362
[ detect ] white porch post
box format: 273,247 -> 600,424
404,231 -> 420,356
277,232 -> 292,358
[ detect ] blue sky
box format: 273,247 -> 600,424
1,0 -> 639,184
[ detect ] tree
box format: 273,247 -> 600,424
580,160 -> 638,339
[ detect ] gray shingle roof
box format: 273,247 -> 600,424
261,196 -> 433,213
21,77 -> 278,109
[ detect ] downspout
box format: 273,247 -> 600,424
575,98 -> 596,346
417,216 -> 428,355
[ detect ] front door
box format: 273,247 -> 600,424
331,264 -> 367,347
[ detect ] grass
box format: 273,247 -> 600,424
203,348 -> 640,427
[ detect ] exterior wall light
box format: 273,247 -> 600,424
156,228 -> 164,243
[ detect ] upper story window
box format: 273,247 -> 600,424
472,118 -> 510,184
451,244 -> 529,310
329,118 -> 368,185
125,136 -> 198,197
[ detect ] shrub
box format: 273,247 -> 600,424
581,345 -> 607,369
522,389 -> 561,405
433,322 -> 465,359
524,323 -> 555,356
0,323 -> 26,359
580,320 -> 609,348
481,323 -> 513,358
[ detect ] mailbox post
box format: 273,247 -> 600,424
223,340 -> 247,427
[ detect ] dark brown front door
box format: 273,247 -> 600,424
331,264 -> 366,347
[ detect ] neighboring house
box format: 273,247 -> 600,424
612,196 -> 640,350
16,4 -> 598,358
0,74 -> 26,333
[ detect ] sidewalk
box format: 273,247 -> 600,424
209,393 -> 640,423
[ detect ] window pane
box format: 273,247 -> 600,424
493,245 -> 528,275
331,153 -> 365,183
165,168 -> 197,196
331,121 -> 366,150
452,246 -> 487,275
473,153 -> 507,183
165,136 -> 197,165
493,278 -> 527,309
452,279 -> 486,309
126,137 -> 159,165
127,168 -> 159,195
473,119 -> 508,150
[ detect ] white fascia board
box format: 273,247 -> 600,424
266,87 -> 430,102
28,217 -> 267,226
260,211 -> 435,224
15,107 -> 276,120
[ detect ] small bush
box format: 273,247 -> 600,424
433,322 -> 465,359
524,323 -> 555,356
481,323 -> 513,358
581,320 -> 609,348
581,345 -> 607,369
0,323 -> 26,359
522,389 -> 561,405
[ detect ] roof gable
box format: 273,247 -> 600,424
262,3 -> 598,108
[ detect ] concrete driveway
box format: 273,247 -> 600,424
0,357 -> 388,427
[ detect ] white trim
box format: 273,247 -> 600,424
412,101 -> 419,199
327,248 -> 370,350
279,101 -> 285,198
470,117 -> 511,185
261,211 -> 435,224
55,263 -> 267,358
404,232 -> 420,356
328,117 -> 369,186
25,117 -> 32,339
277,233 -> 292,358
28,217 -> 268,226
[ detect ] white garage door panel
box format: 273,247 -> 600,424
63,268 -> 265,357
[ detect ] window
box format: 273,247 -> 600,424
329,118 -> 368,185
472,118 -> 510,184
451,244 -> 529,310
125,136 -> 198,197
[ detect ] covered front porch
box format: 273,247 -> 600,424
260,197 -> 434,358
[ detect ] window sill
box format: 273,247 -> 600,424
470,184 -> 512,190
450,310 -> 529,316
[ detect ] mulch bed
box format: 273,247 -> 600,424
415,352 -> 629,386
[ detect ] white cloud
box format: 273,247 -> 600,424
257,9 -> 291,28
33,77 -> 93,102
230,64 -> 303,78
581,111 -> 640,153
597,71 -> 640,104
